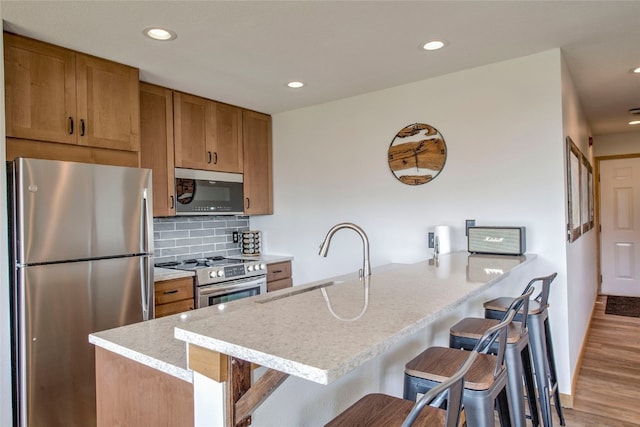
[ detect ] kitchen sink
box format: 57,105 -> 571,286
256,280 -> 344,304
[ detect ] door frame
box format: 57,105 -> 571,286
595,153 -> 640,295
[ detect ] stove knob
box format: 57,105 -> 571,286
217,270 -> 225,277
259,263 -> 266,270
247,265 -> 254,272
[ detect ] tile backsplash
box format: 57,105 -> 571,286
153,215 -> 249,264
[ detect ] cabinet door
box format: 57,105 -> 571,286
4,33 -> 76,144
140,83 -> 175,217
242,110 -> 273,215
173,91 -> 215,170
76,53 -> 140,152
212,103 -> 243,173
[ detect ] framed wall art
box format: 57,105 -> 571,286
581,154 -> 594,231
587,161 -> 594,228
566,137 -> 582,242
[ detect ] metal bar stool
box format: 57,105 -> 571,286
403,294 -> 529,427
450,287 -> 538,427
325,349 -> 477,427
483,273 -> 565,427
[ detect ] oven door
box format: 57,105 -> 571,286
196,276 -> 267,308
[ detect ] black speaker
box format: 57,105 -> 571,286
467,226 -> 526,256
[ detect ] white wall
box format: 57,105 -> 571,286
593,131 -> 640,157
253,49 -> 577,393
561,56 -> 599,385
0,5 -> 14,424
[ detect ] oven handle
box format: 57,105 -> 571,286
198,276 -> 266,297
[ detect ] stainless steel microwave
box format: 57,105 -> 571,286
175,168 -> 244,215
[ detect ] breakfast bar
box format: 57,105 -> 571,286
90,252 -> 542,426
177,252 -> 537,426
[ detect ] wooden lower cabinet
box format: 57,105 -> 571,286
154,277 -> 195,318
95,347 -> 193,426
267,261 -> 292,292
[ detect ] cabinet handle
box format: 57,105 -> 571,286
163,290 -> 179,295
69,117 -> 74,135
80,119 -> 85,136
207,151 -> 212,164
245,197 -> 250,209
213,152 -> 218,164
170,195 -> 175,209
272,270 -> 283,274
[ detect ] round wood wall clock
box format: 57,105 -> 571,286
388,123 -> 447,185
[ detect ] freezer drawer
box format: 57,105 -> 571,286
15,256 -> 150,427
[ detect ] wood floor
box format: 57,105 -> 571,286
551,295 -> 640,426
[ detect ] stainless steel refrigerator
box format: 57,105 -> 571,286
8,158 -> 154,427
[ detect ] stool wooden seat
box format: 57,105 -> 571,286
404,294 -> 528,427
450,317 -> 524,345
326,350 -> 478,427
483,273 -> 565,427
405,347 -> 499,391
325,393 -> 447,427
485,297 -> 544,316
450,288 -> 539,427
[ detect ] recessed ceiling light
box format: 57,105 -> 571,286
143,27 -> 177,41
422,40 -> 446,51
287,81 -> 304,89
631,66 -> 640,74
629,120 -> 640,125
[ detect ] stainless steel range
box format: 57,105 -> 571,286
156,256 -> 267,308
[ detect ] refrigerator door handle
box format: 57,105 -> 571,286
141,256 -> 152,321
140,188 -> 153,320
141,188 -> 152,254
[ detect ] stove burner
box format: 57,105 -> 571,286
155,255 -> 230,268
183,258 -> 210,267
155,261 -> 180,268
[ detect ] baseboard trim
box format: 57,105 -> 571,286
561,296 -> 602,409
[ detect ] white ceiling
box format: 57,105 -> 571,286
2,1 -> 640,136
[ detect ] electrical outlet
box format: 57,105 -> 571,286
465,219 -> 476,236
428,232 -> 435,248
232,231 -> 239,243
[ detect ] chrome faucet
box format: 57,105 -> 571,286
319,222 -> 371,277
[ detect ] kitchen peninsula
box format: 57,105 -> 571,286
90,251 -> 542,426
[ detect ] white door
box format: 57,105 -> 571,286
600,157 -> 640,296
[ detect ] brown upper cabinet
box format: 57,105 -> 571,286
173,91 -> 242,173
243,110 -> 273,215
140,83 -> 175,217
141,85 -> 273,217
4,32 -> 140,152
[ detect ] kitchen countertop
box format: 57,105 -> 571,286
94,254 -> 295,381
91,252 -> 532,385
174,252 -> 533,384
154,267 -> 195,282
